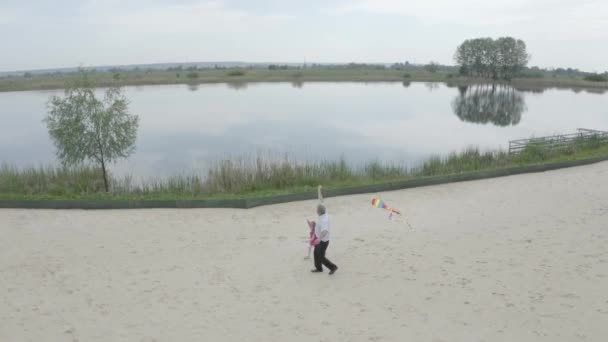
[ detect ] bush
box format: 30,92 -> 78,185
519,143 -> 549,162
186,72 -> 199,79
424,62 -> 439,73
583,73 -> 608,82
520,71 -> 545,78
227,69 -> 246,77
403,73 -> 411,78
574,134 -> 603,150
268,65 -> 289,70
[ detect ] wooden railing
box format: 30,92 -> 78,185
509,128 -> 608,154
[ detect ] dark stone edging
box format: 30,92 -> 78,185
1,155 -> 607,210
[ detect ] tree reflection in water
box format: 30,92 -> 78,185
451,84 -> 526,126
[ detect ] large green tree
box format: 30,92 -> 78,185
454,37 -> 529,80
45,72 -> 139,192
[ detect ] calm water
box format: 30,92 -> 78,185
1,82 -> 608,179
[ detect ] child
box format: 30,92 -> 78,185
305,219 -> 318,259
304,185 -> 324,259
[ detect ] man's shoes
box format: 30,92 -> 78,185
310,269 -> 323,273
329,266 -> 338,275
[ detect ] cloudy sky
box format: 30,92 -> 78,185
1,0 -> 606,72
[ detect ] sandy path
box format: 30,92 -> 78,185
1,162 -> 608,342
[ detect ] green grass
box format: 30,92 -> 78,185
2,138 -> 608,201
2,68 -> 607,93
0,164 -> 105,196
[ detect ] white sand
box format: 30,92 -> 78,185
1,162 -> 608,342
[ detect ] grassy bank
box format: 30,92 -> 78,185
0,68 -> 443,92
2,138 -> 608,201
1,68 -> 607,93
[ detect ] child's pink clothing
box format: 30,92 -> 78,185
307,220 -> 320,246
309,229 -> 318,246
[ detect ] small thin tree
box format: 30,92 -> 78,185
424,61 -> 440,73
45,72 -> 139,192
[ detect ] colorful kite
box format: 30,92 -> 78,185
371,198 -> 401,218
371,197 -> 413,228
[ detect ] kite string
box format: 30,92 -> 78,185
393,213 -> 414,229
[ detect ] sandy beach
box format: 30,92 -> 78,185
1,162 -> 607,342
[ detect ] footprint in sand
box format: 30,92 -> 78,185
560,293 -> 580,300
528,292 -> 544,304
443,256 -> 455,265
352,302 -> 366,312
457,278 -> 472,288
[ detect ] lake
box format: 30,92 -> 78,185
1,82 -> 608,179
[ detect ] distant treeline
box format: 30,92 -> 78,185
5,56 -> 606,83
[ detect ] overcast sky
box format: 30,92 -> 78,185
1,0 -> 606,72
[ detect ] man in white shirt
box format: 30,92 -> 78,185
311,202 -> 338,275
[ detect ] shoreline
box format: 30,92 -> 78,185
1,69 -> 607,93
3,154 -> 608,208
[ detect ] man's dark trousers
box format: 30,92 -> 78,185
314,240 -> 337,272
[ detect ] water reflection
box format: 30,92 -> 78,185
425,82 -> 439,91
583,88 -> 606,95
513,85 -> 545,94
226,81 -> 249,90
451,84 -> 526,126
2,82 -> 608,179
